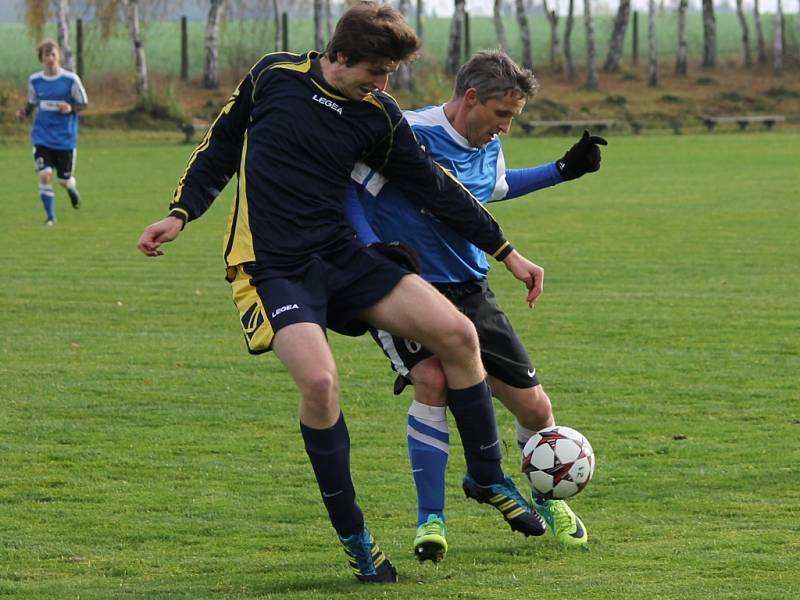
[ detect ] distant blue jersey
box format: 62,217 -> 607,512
348,104 -> 561,283
27,69 -> 88,150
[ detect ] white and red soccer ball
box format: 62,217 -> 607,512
521,426 -> 595,500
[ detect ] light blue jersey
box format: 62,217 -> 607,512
352,105 -> 509,283
27,69 -> 88,150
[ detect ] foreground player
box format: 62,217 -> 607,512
344,50 -> 607,561
16,40 -> 87,225
137,3 -> 546,584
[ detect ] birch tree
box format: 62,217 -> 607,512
773,0 -> 784,75
514,0 -> 533,69
648,0 -> 657,86
754,0 -> 767,64
55,0 -> 74,71
394,0 -> 414,89
584,0 -> 598,89
416,0 -> 424,39
121,0 -> 148,96
203,0 -> 226,89
675,0 -> 688,74
603,0 -> 630,72
735,0 -> 752,67
543,0 -> 560,70
445,0 -> 466,75
701,0 -> 716,67
563,0 -> 576,80
313,0 -> 324,50
493,0 -> 509,53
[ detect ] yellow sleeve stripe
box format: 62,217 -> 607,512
491,241 -> 511,258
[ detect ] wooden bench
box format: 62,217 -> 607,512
701,115 -> 785,131
180,118 -> 211,143
517,119 -> 616,135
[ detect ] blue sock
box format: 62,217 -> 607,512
447,380 -> 504,486
39,184 -> 55,220
407,400 -> 449,526
300,412 -> 364,537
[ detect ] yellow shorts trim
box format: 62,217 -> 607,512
229,265 -> 274,354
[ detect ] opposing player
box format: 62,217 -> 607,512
16,40 -> 87,225
344,50 -> 607,561
137,3 -> 546,584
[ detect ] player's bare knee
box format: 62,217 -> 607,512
410,360 -> 447,406
39,171 -> 52,185
518,387 -> 553,430
299,370 -> 339,407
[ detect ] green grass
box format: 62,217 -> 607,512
1,130 -> 799,598
0,13 -> 791,85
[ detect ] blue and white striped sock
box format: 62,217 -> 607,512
39,183 -> 55,220
407,400 -> 449,526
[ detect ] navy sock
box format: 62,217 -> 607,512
447,380 -> 504,485
300,412 -> 364,537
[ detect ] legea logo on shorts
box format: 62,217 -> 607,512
271,303 -> 299,318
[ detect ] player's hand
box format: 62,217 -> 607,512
57,102 -> 73,114
369,241 -> 422,274
137,216 -> 184,257
501,249 -> 544,307
556,129 -> 608,181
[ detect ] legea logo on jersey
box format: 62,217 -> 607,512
312,94 -> 343,115
271,304 -> 299,318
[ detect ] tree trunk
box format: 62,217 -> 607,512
543,0 -> 560,71
773,0 -> 784,75
493,0 -> 509,53
325,0 -> 332,42
514,0 -> 533,69
273,0 -> 282,51
55,0 -> 74,71
203,0 -> 226,89
675,0 -> 688,74
122,0 -> 148,96
648,0 -> 657,86
445,0 -> 466,75
702,0 -> 716,67
754,0 -> 767,64
416,0 -> 424,39
603,0 -> 630,72
395,0 -> 414,89
735,0 -> 752,67
313,0 -> 324,50
584,0 -> 598,89
564,0 -> 576,80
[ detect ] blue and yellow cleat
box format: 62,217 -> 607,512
413,514 -> 448,563
339,526 -> 398,583
463,473 -> 546,537
533,497 -> 588,546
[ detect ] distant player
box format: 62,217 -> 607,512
344,50 -> 607,561
16,40 -> 88,225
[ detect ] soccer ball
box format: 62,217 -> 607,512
521,426 -> 595,500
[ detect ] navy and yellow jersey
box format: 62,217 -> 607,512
168,51 -> 511,271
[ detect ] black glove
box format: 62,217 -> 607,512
369,241 -> 422,274
556,129 -> 608,181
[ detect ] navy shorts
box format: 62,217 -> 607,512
372,280 -> 540,392
229,240 -> 408,354
33,145 -> 76,180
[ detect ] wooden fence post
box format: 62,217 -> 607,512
76,18 -> 84,79
632,11 -> 639,66
282,12 -> 289,51
181,16 -> 189,80
464,11 -> 470,60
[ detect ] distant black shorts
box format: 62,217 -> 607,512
371,280 -> 540,393
229,240 -> 408,354
33,145 -> 76,180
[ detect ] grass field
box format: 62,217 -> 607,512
0,12 -> 791,84
1,130 -> 799,598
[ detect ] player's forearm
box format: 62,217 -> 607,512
72,102 -> 87,113
500,163 -> 563,201
22,102 -> 35,117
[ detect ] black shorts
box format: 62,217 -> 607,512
33,145 -> 76,180
229,240 -> 408,354
371,280 -> 540,393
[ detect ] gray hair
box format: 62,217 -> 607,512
453,50 -> 539,101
